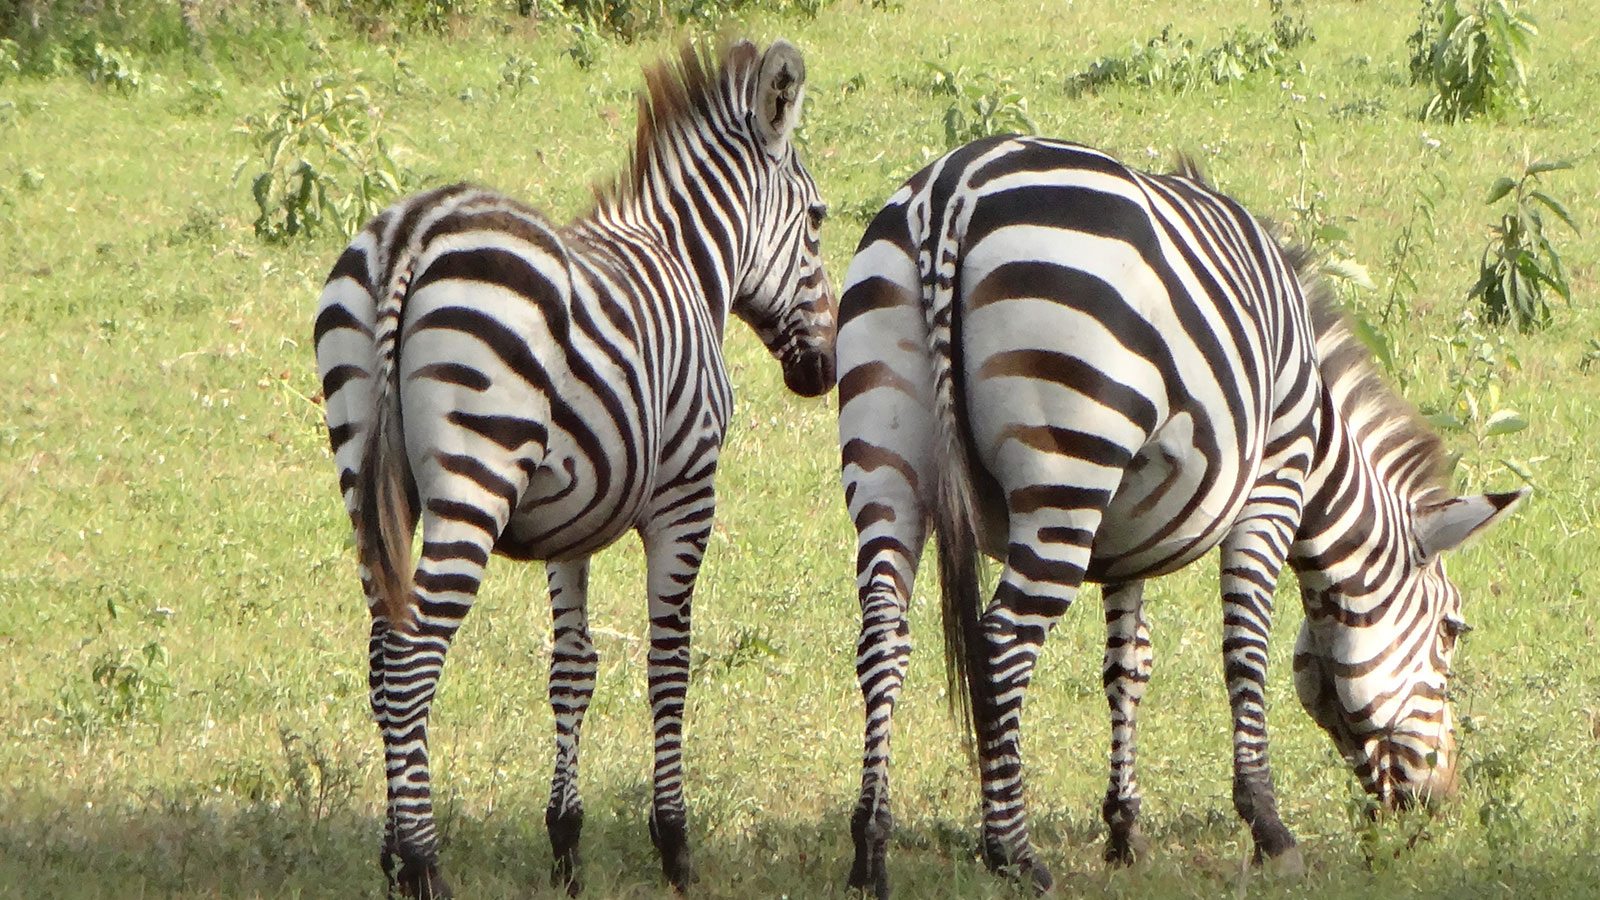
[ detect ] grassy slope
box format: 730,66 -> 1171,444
1,1 -> 1597,897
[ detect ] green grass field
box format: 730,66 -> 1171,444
2,1 -> 1597,896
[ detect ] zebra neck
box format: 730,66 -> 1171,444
1292,402 -> 1419,600
590,142 -> 748,339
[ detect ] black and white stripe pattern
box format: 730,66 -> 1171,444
315,39 -> 833,898
835,135 -> 1524,895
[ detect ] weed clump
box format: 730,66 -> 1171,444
1469,156 -> 1576,332
1067,1 -> 1313,96
234,72 -> 422,242
1408,0 -> 1538,122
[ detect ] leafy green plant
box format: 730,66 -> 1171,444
1409,0 -> 1537,122
692,626 -> 782,682
1579,339 -> 1600,374
1376,173 -> 1443,330
55,640 -> 174,733
1068,3 -> 1311,96
563,21 -> 605,70
82,41 -> 145,93
0,37 -> 19,82
499,52 -> 541,96
1425,320 -> 1526,445
1469,156 -> 1576,332
924,62 -> 1036,147
234,71 -> 421,241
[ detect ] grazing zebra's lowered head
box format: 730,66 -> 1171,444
1289,271 -> 1527,811
606,39 -> 835,397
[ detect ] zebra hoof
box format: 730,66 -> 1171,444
1104,825 -> 1149,867
848,803 -> 893,899
1263,845 -> 1306,880
548,805 -> 584,896
649,810 -> 697,893
846,853 -> 890,900
387,859 -> 453,899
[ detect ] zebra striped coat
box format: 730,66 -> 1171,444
835,135 -> 1523,896
315,40 -> 833,898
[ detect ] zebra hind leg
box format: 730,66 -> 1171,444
847,574 -> 913,899
364,574 -> 454,899
1100,580 -> 1152,867
545,558 -> 597,897
642,516 -> 714,892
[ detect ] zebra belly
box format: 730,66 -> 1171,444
1088,413 -> 1250,581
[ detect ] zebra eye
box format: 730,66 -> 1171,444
807,203 -> 828,229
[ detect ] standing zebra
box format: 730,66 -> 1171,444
314,40 -> 833,898
836,135 -> 1524,896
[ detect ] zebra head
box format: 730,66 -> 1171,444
731,40 -> 836,398
1292,488 -> 1527,811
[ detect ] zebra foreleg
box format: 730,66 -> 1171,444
545,558 -> 597,897
1219,522 -> 1303,873
642,517 -> 712,892
1101,579 -> 1151,867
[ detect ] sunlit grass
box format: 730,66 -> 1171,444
2,1 -> 1597,897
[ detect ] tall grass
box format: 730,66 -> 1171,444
1,1 -> 1597,898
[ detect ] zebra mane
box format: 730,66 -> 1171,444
1286,245 -> 1451,500
597,39 -> 759,208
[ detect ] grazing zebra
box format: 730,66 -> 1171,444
835,135 -> 1525,896
314,39 -> 833,898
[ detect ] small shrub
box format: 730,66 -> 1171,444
499,53 -> 540,96
1469,157 -> 1576,332
234,71 -> 422,241
56,640 -> 174,733
81,41 -> 145,93
0,37 -> 19,82
1068,2 -> 1311,96
1423,319 -> 1526,449
925,63 -> 1036,147
1409,0 -> 1537,122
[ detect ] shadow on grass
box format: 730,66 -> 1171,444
3,788 -> 1599,899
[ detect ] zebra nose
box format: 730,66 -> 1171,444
782,348 -> 834,397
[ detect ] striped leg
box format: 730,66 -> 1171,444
545,558 -> 597,896
1220,518 -> 1302,870
1101,579 -> 1152,866
845,466 -> 927,899
642,507 -> 713,891
366,605 -> 404,887
380,511 -> 501,899
973,526 -> 1097,893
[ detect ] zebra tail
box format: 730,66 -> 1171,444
919,194 -> 990,753
356,245 -> 420,632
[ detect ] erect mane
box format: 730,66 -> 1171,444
1286,246 -> 1451,500
595,39 -> 759,208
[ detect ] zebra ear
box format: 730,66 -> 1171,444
1415,488 -> 1529,561
754,39 -> 806,150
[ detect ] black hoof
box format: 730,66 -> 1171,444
1104,825 -> 1148,867
548,805 -> 584,896
649,810 -> 697,893
848,804 -> 892,899
1022,860 -> 1053,896
384,855 -> 453,899
979,837 -> 1052,896
1249,821 -> 1298,866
